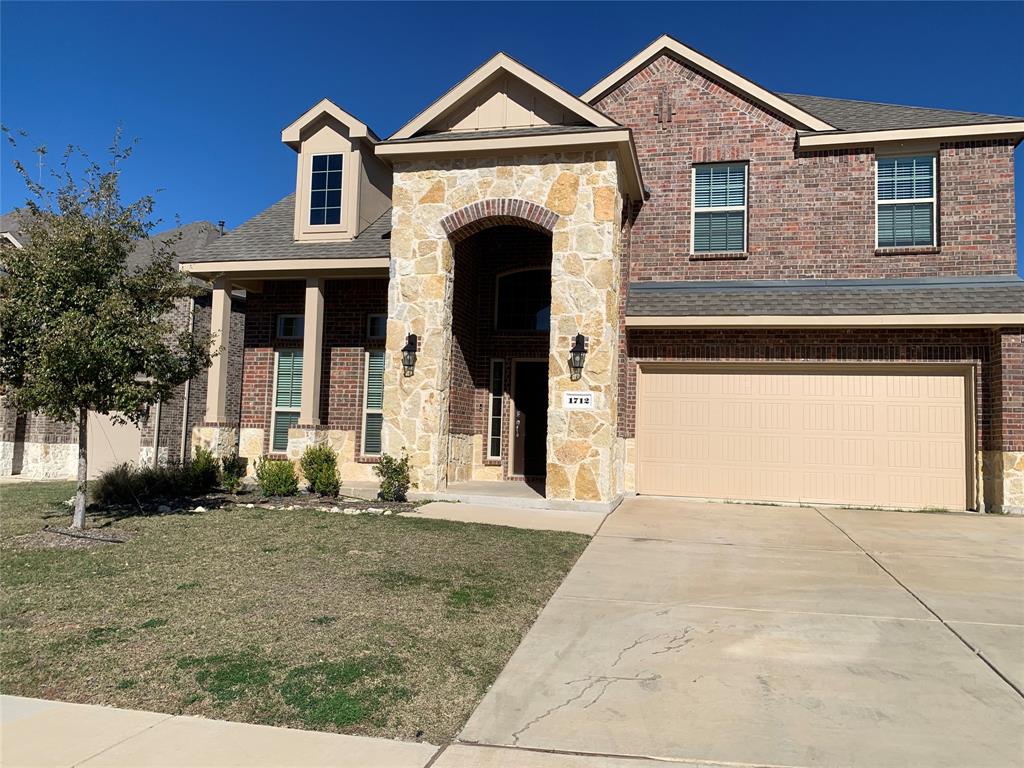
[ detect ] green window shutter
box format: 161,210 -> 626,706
693,211 -> 745,252
275,350 -> 303,409
694,163 -> 746,208
272,412 -> 299,452
363,350 -> 385,455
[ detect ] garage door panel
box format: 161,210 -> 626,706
637,369 -> 968,510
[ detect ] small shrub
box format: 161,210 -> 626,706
189,447 -> 221,493
374,452 -> 411,502
91,463 -> 145,506
255,456 -> 299,497
300,444 -> 340,497
221,452 -> 247,494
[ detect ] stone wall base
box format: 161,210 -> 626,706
284,427 -> 378,484
1,441 -> 77,479
447,433 -> 502,484
191,425 -> 238,458
981,450 -> 1024,515
0,440 -> 13,476
139,446 -> 170,468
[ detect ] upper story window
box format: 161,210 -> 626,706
276,314 -> 304,340
366,314 -> 387,340
876,155 -> 936,248
309,154 -> 343,226
692,162 -> 747,253
495,269 -> 551,331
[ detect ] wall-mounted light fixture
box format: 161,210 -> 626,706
569,333 -> 587,382
401,334 -> 418,377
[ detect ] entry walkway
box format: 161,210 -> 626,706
0,695 -> 438,768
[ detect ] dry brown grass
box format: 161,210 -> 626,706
0,481 -> 588,743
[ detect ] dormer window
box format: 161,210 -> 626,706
309,154 -> 343,226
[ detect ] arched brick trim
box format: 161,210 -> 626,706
441,198 -> 559,242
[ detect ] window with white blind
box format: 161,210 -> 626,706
272,349 -> 303,453
876,155 -> 936,248
487,360 -> 504,460
362,350 -> 385,455
692,162 -> 747,253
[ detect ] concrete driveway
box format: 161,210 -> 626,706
452,498 -> 1024,768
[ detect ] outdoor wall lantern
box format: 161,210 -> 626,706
569,333 -> 587,382
402,334 -> 418,377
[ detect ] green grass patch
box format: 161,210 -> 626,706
0,480 -> 589,742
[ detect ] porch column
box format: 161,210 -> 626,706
204,277 -> 231,424
299,277 -> 325,425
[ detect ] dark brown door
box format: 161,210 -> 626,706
512,361 -> 548,477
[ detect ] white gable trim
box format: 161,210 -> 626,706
390,52 -> 618,141
582,34 -> 836,132
281,98 -> 378,148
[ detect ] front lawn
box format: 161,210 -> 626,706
0,481 -> 588,743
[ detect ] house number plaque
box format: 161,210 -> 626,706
563,392 -> 595,410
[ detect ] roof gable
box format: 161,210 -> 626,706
281,98 -> 379,149
583,34 -> 835,132
390,52 -> 618,140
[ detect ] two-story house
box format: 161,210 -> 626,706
180,35 -> 1024,514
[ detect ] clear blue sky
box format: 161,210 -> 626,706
2,1 -> 1022,269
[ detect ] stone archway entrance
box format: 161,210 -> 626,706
446,223 -> 553,485
382,158 -> 625,508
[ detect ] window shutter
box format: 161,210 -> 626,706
272,412 -> 299,452
275,350 -> 303,409
363,350 -> 385,455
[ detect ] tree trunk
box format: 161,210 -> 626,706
72,406 -> 88,530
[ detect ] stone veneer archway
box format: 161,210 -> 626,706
382,152 -> 625,505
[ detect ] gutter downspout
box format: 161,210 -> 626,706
151,398 -> 162,468
179,296 -> 196,463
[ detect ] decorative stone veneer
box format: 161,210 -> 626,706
191,425 -> 238,458
981,450 -> 1024,515
15,442 -> 77,479
384,151 -> 624,502
447,433 -> 502,483
138,446 -> 169,468
285,427 -> 377,483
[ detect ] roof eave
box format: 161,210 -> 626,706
625,313 -> 1024,329
797,122 -> 1024,149
376,127 -> 645,200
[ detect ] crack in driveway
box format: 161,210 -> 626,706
510,672 -> 660,745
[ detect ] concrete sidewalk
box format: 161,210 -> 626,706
402,501 -> 606,535
0,696 -> 439,768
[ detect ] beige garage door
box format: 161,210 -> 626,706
636,367 -> 970,510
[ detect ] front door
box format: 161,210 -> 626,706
512,361 -> 548,477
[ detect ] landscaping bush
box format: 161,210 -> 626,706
91,453 -> 221,507
221,452 -> 247,494
190,447 -> 220,492
374,452 -> 411,502
299,444 -> 340,497
255,456 -> 299,497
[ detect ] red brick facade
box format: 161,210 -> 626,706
595,55 -> 1018,282
239,278 -> 388,455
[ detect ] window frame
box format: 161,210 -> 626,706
493,267 -> 552,332
308,153 -> 344,227
271,349 -> 303,453
690,162 -> 749,254
361,349 -> 385,456
366,313 -> 387,341
276,314 -> 304,340
875,154 -> 937,249
487,359 -> 505,460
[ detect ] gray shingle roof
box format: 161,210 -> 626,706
2,209 -> 221,266
181,194 -> 392,263
782,93 -> 1024,133
627,276 -> 1024,317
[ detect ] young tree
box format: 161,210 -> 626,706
0,130 -> 213,528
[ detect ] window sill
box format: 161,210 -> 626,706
874,246 -> 940,256
356,455 -> 380,464
483,459 -> 502,466
688,252 -> 748,262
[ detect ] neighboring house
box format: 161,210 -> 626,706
168,35 -> 1024,514
0,215 -> 243,479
